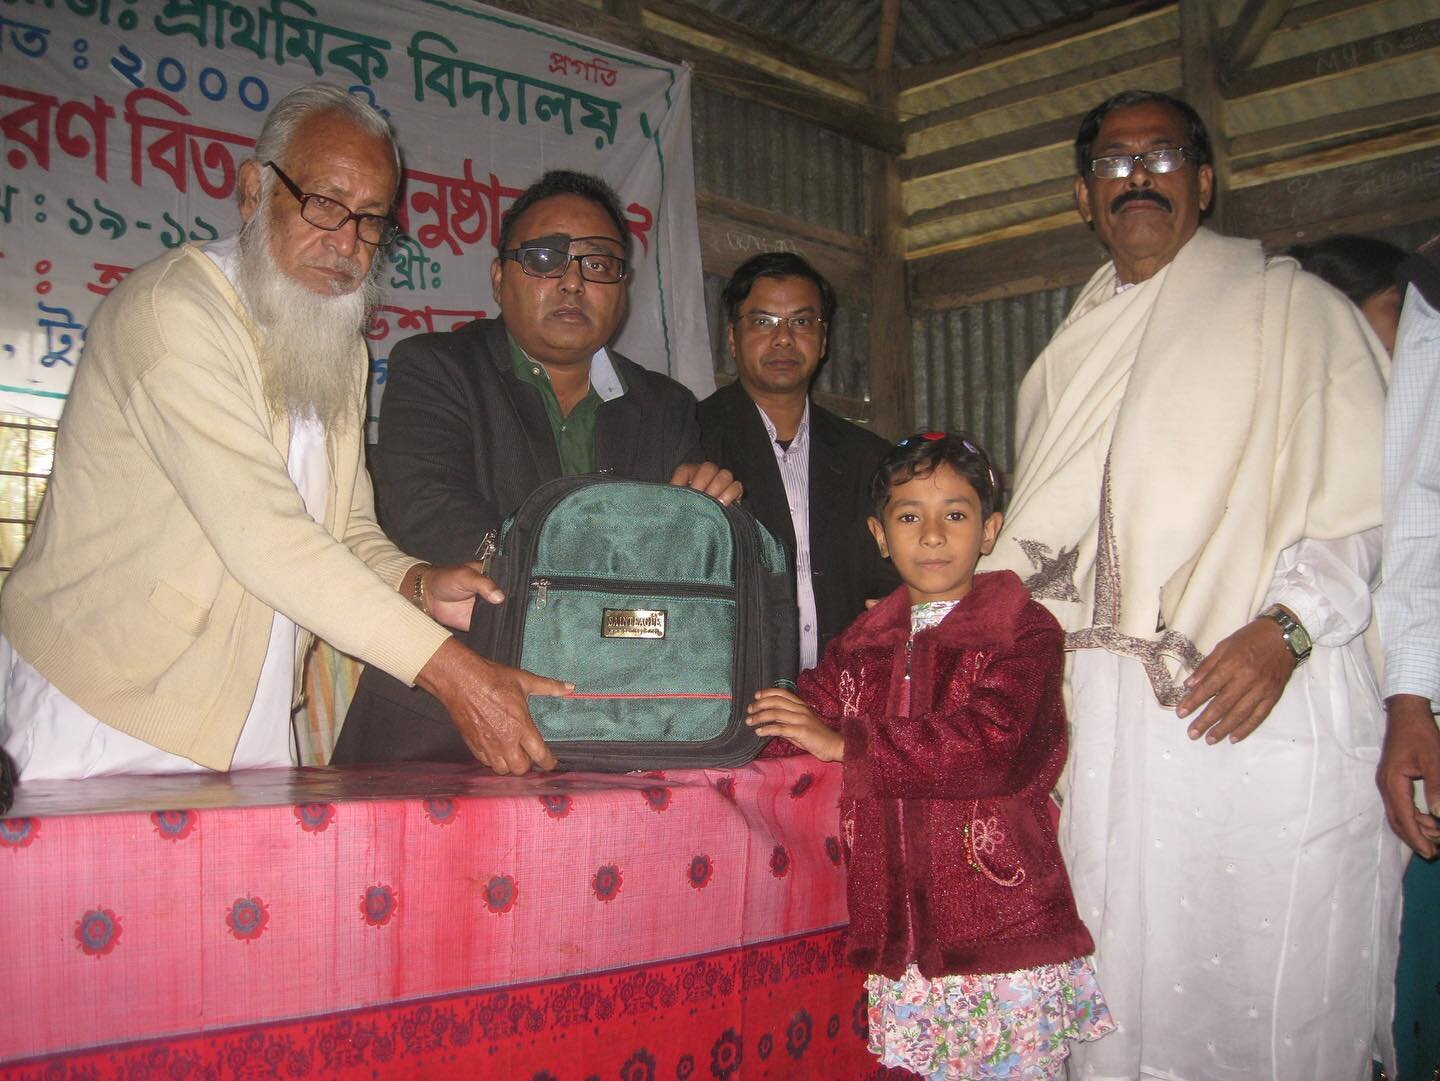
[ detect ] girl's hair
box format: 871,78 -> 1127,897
1286,234 -> 1405,306
870,431 -> 1003,519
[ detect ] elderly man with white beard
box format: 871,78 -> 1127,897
0,82 -> 570,781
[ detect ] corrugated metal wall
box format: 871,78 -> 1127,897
910,285 -> 1081,481
691,83 -> 867,236
691,83 -> 874,402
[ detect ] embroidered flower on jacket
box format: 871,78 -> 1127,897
824,836 -> 842,866
972,816 -> 1005,855
538,794 -> 571,819
713,776 -> 736,801
150,809 -> 196,840
789,773 -> 813,798
641,786 -> 671,812
839,669 -> 860,718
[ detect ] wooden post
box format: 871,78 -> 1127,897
1179,0 -> 1230,232
864,62 -> 910,440
600,0 -> 644,22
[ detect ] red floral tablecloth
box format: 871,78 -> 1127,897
2,760 -> 886,1079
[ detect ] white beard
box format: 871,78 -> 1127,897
236,205 -> 383,430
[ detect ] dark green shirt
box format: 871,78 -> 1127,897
506,334 -> 607,476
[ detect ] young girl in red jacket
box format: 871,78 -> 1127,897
748,431 -> 1113,1080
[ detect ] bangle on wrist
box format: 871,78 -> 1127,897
411,564 -> 431,613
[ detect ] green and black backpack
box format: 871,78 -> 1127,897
480,475 -> 798,771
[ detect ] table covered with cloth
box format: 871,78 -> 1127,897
1,758 -> 883,1079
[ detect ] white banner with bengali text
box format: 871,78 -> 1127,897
0,0 -> 712,426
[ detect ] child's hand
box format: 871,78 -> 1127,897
746,688 -> 844,762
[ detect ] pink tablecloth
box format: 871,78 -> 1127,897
2,759 -> 882,1078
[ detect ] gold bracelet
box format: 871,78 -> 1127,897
411,565 -> 429,613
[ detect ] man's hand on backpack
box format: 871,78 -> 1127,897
415,638 -> 570,774
415,562 -> 505,631
670,461 -> 743,506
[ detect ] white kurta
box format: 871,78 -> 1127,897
1063,532 -> 1406,1081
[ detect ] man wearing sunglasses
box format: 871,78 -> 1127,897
984,90 -> 1400,1080
333,170 -> 739,764
1,83 -> 568,781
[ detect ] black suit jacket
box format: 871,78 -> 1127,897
698,381 -> 898,662
333,317 -> 702,763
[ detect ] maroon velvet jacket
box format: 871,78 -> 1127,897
796,570 -> 1095,980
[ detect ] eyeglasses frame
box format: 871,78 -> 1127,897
731,312 -> 828,336
1086,146 -> 1196,180
264,160 -> 399,246
498,240 -> 630,284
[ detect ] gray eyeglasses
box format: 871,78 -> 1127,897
1088,147 -> 1195,180
265,161 -> 399,246
734,313 -> 826,337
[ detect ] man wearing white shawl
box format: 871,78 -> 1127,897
982,91 -> 1404,1081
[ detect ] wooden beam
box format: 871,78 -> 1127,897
1228,141 -> 1440,239
696,197 -> 869,301
480,0 -> 900,151
875,0 -> 901,74
600,0 -> 644,22
908,210 -> 1080,261
1229,92 -> 1440,168
1253,196 -> 1440,252
900,0 -> 1175,93
908,177 -> 1073,228
1180,0 -> 1229,229
1224,17 -> 1440,98
866,72 -> 912,441
697,193 -> 867,254
909,221 -> 1106,311
903,42 -> 1175,135
1232,124 -> 1440,187
900,112 -> 1084,182
1222,0 -> 1295,77
1277,0 -> 1393,33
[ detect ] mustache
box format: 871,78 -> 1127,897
1110,189 -> 1172,214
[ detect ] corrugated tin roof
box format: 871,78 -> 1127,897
683,0 -> 1127,69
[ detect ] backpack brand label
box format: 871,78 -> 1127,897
602,608 -> 667,639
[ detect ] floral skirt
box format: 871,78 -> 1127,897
866,956 -> 1114,1080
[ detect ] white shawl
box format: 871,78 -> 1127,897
985,228 -> 1388,704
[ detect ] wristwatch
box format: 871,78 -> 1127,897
1260,605 -> 1312,665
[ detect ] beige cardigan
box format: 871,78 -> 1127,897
0,245 -> 450,769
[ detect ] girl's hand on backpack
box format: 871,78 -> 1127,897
746,688 -> 843,762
